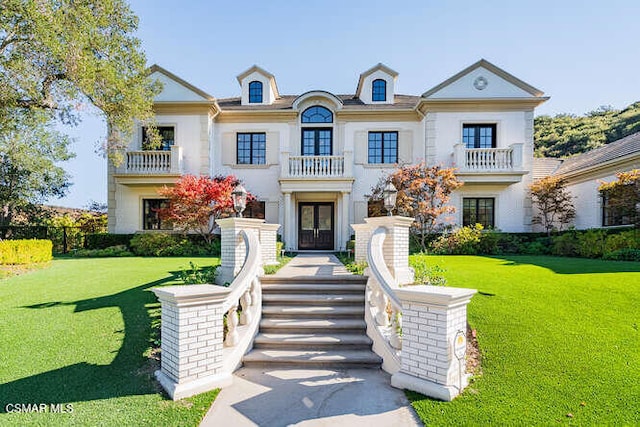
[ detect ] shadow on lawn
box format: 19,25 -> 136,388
492,255 -> 640,274
0,274 -> 179,411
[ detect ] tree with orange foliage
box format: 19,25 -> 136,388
368,163 -> 463,252
598,169 -> 640,227
530,175 -> 575,235
157,175 -> 253,244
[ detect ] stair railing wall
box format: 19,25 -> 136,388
152,219 -> 272,400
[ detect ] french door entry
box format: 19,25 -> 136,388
298,202 -> 334,250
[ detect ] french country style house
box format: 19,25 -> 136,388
108,59 -> 551,250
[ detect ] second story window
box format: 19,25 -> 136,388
142,126 -> 175,151
372,79 -> 387,102
463,124 -> 496,149
368,131 -> 398,164
237,133 -> 266,164
249,81 -> 263,103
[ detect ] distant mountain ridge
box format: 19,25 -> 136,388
534,101 -> 640,158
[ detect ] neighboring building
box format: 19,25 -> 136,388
534,131 -> 640,230
108,59 -> 550,250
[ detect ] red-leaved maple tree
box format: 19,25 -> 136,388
368,163 -> 463,252
157,174 -> 253,243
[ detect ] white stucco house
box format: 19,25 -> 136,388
533,131 -> 640,230
108,59 -> 552,250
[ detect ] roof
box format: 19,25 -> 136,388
148,64 -> 215,101
533,157 -> 563,179
554,131 -> 640,176
216,94 -> 420,111
421,59 -> 545,98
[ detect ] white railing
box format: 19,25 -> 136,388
125,151 -> 171,173
453,143 -> 523,172
365,226 -> 403,373
121,146 -> 183,174
288,155 -> 344,177
220,229 -> 263,372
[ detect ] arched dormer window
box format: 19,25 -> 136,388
372,79 -> 386,102
301,106 -> 333,123
248,81 -> 263,103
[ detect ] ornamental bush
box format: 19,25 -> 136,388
85,233 -> 134,250
0,239 -> 52,264
129,233 -> 219,257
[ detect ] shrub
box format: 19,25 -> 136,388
602,248 -> 640,261
430,224 -> 483,255
179,261 -> 219,284
85,233 -> 133,250
551,232 -> 579,257
130,233 -> 218,257
276,241 -> 284,257
0,239 -> 52,264
520,238 -> 552,255
604,230 -> 640,254
477,230 -> 500,255
411,256 -> 447,286
577,229 -> 607,258
72,245 -> 133,258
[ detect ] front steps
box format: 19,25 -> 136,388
243,276 -> 382,369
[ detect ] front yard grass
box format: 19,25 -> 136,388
407,255 -> 640,425
0,257 -> 221,426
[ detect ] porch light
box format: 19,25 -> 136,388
232,184 -> 247,218
383,180 -> 398,216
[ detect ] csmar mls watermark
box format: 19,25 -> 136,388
5,403 -> 74,413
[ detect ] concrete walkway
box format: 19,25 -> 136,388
200,254 -> 420,427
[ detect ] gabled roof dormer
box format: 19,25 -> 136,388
355,63 -> 398,105
148,64 -> 215,102
237,65 -> 280,106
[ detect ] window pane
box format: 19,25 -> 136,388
249,81 -> 263,103
372,79 -> 386,102
302,130 -> 315,155
143,199 -> 170,230
462,198 -> 494,228
301,106 -> 333,123
143,126 -> 175,151
318,130 -> 332,155
368,132 -> 382,163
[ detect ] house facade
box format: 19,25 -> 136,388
108,59 -> 549,250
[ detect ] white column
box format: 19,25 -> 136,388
283,192 -> 292,251
341,191 -> 350,251
391,285 -> 477,401
215,217 -> 264,285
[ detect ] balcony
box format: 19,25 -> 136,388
279,152 -> 354,193
113,145 -> 183,185
453,143 -> 527,184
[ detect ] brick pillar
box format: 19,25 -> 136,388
364,216 -> 415,285
260,223 -> 281,266
351,223 -> 372,263
215,218 -> 264,285
153,285 -> 233,400
391,285 -> 477,401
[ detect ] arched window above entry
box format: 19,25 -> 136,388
372,79 -> 386,102
301,106 -> 333,123
248,81 -> 263,103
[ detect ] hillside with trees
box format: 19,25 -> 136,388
534,101 -> 640,158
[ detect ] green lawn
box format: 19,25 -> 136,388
407,255 -> 640,425
0,257 -> 221,426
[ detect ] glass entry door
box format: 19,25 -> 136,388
302,129 -> 332,156
298,202 -> 334,250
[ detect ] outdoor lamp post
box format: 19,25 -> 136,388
232,184 -> 247,218
383,180 -> 398,216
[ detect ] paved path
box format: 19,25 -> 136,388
200,253 -> 420,427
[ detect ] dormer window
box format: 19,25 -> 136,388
372,79 -> 387,102
301,106 -> 333,123
248,81 -> 263,103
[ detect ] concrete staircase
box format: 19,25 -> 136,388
243,275 -> 382,368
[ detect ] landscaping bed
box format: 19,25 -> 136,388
0,257 -> 221,426
407,255 -> 640,425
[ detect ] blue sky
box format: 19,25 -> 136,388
55,0 -> 640,208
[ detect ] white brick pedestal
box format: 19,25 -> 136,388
391,285 -> 477,401
352,223 -> 372,263
259,223 -> 280,266
152,285 -> 233,400
215,218 -> 264,286
363,216 -> 415,285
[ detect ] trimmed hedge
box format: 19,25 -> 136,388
0,239 -> 53,264
85,233 -> 134,250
